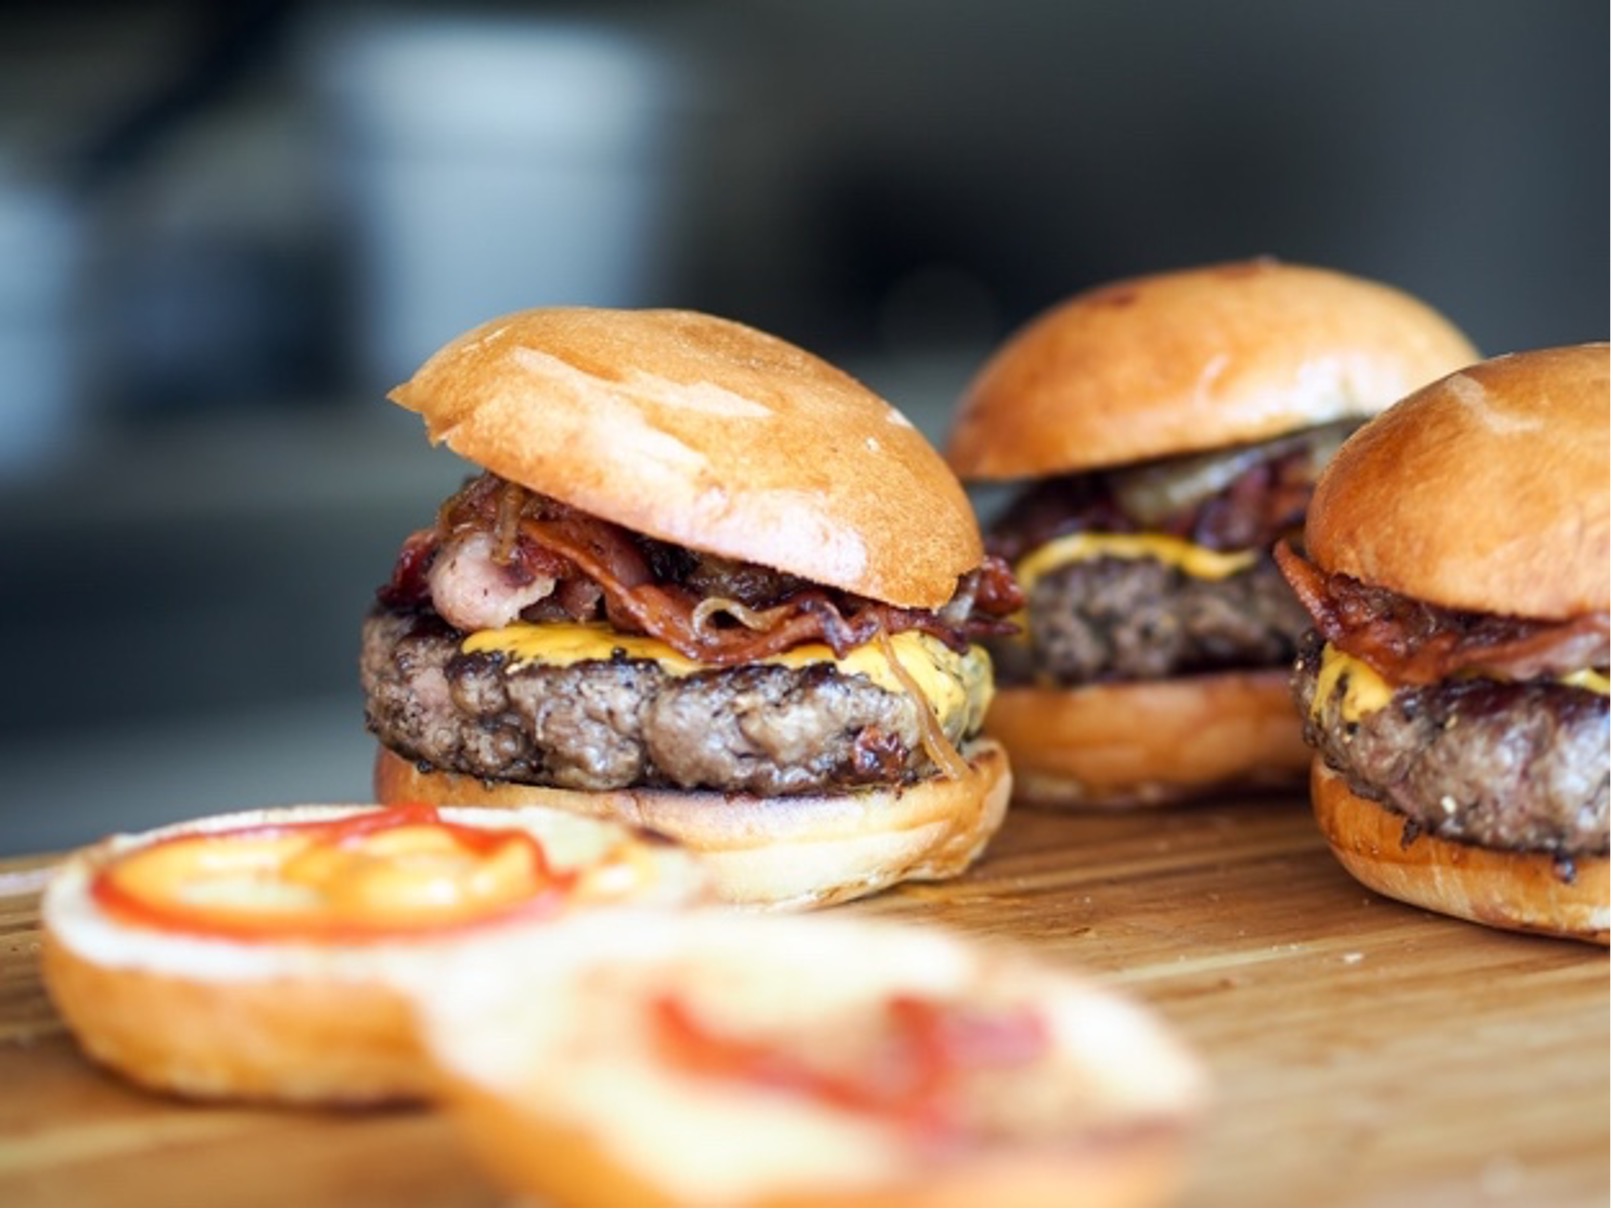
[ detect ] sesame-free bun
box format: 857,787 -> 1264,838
41,804 -> 712,1104
981,672 -> 1311,808
374,741 -> 1011,912
389,307 -> 983,610
1305,343 -> 1611,619
408,910 -> 1206,1208
1311,762 -> 1610,945
947,259 -> 1479,479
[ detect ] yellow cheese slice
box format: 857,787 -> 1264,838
1014,532 -> 1257,589
1311,643 -> 1608,722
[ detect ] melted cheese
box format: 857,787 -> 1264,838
1312,644 -> 1609,722
461,621 -> 991,731
1560,668 -> 1611,695
1013,532 -> 1257,589
1311,643 -> 1396,723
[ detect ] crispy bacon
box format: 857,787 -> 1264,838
1274,542 -> 1610,685
378,473 -> 1023,664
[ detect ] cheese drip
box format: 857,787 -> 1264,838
1311,644 -> 1396,722
1014,532 -> 1257,590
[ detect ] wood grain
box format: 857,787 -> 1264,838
1,798 -> 1606,1207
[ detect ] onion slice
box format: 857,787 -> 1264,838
692,597 -> 797,636
872,630 -> 970,782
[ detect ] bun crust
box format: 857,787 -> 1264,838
982,672 -> 1311,808
374,741 -> 1012,911
390,307 -> 983,610
1311,762 -> 1610,945
1305,343 -> 1611,618
947,259 -> 1478,479
41,804 -> 712,1103
408,910 -> 1206,1207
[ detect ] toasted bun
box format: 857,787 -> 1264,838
40,804 -> 712,1103
389,306 -> 982,609
947,259 -> 1478,479
1305,343 -> 1611,618
981,672 -> 1311,808
407,910 -> 1206,1207
1311,762 -> 1610,945
374,742 -> 1011,911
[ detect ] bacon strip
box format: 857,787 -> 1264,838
379,474 -> 1023,665
1274,542 -> 1610,685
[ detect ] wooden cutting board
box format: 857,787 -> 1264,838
1,796 -> 1606,1207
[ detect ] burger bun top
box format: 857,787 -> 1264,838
946,259 -> 1479,480
390,307 -> 983,610
1305,342 -> 1610,619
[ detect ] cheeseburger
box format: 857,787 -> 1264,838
361,307 -> 1021,910
945,259 -> 1478,807
1276,344 -> 1610,943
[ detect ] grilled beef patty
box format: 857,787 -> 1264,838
361,607 -> 986,796
1293,632 -> 1610,856
991,555 -> 1310,686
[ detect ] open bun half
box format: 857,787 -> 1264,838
388,306 -> 983,610
1311,761 -> 1610,945
1305,343 -> 1611,618
407,909 -> 1207,1208
41,804 -> 712,1103
947,259 -> 1478,480
981,672 -> 1311,808
375,741 -> 1011,911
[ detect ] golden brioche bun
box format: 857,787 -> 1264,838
389,306 -> 982,610
981,671 -> 1312,808
1311,762 -> 1609,945
946,258 -> 1478,479
407,909 -> 1207,1208
1305,343 -> 1610,618
374,741 -> 1011,911
40,804 -> 712,1103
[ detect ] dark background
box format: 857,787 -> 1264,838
0,0 -> 1606,853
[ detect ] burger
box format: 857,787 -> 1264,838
1275,343 -> 1609,943
360,307 -> 1022,910
943,259 -> 1478,807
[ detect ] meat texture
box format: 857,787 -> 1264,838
1293,632 -> 1610,856
362,608 -> 987,797
991,555 -> 1309,686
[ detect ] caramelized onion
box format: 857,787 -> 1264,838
692,597 -> 797,636
492,480 -> 527,564
873,630 -> 970,782
1112,420 -> 1356,526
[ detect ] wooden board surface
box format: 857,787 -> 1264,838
0,797 -> 1606,1207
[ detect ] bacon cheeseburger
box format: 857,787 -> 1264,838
945,259 -> 1477,807
1277,344 -> 1610,943
362,307 -> 1021,910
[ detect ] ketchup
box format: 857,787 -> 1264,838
650,991 -> 1049,1138
91,804 -> 575,943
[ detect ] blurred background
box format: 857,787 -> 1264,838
0,0 -> 1606,854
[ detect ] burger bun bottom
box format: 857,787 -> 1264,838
1311,761 -> 1610,945
982,671 -> 1311,808
373,741 -> 1011,911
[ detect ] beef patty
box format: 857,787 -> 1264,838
1293,632 -> 1610,856
361,607 -> 989,797
991,554 -> 1309,686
